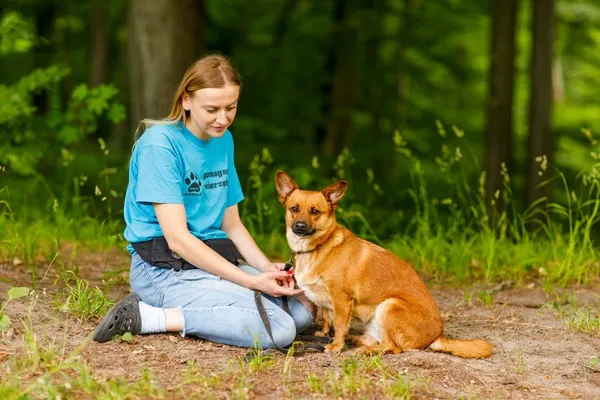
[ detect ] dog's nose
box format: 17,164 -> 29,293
293,221 -> 307,232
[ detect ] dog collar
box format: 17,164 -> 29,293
283,247 -> 320,271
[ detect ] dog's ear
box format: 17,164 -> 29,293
275,170 -> 298,204
321,181 -> 348,209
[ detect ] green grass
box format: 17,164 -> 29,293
0,335 -> 422,399
304,354 -> 414,399
567,309 -> 600,336
0,364 -> 165,399
2,287 -> 422,398
478,290 -> 494,307
553,298 -> 600,337
52,270 -> 114,322
243,342 -> 276,373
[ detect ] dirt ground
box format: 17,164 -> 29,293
1,251 -> 599,399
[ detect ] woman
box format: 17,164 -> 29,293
93,54 -> 314,349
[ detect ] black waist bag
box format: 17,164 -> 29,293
131,237 -> 243,271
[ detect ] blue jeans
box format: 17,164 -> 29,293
129,252 -> 313,349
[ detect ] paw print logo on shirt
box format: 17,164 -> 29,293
185,171 -> 201,195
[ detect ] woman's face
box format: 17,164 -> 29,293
182,83 -> 240,140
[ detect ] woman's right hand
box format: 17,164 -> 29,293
249,271 -> 304,297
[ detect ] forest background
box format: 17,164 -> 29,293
1,0 -> 600,286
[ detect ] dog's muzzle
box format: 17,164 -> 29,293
292,221 -> 315,236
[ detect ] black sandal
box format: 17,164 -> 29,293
93,292 -> 142,342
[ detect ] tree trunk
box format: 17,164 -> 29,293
127,4 -> 142,138
315,2 -> 344,151
89,0 -> 110,87
127,0 -> 204,132
33,3 -> 58,116
320,0 -> 359,161
484,0 -> 518,225
395,0 -> 416,131
366,0 -> 383,172
525,0 -> 555,216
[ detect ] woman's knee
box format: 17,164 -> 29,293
295,308 -> 313,334
288,298 -> 314,334
266,314 -> 297,348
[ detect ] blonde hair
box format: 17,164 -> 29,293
134,54 -> 242,141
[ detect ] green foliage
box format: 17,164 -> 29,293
0,286 -> 30,332
0,11 -> 36,55
57,84 -> 126,145
0,11 -> 124,176
115,331 -> 134,343
0,63 -> 69,175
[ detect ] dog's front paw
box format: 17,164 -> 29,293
314,329 -> 330,337
325,343 -> 344,353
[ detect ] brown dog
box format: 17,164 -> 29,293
275,171 -> 492,358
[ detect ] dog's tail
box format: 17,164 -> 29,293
428,336 -> 492,358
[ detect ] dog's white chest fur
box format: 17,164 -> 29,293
287,229 -> 333,308
295,268 -> 333,310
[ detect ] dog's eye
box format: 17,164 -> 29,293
310,207 -> 321,215
290,205 -> 299,213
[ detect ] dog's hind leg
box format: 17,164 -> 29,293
350,301 -> 403,355
380,298 -> 441,351
353,321 -> 403,355
347,333 -> 378,347
354,342 -> 402,355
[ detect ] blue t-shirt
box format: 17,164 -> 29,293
123,122 -> 245,253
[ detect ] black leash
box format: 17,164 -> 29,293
243,291 -> 331,362
246,291 -> 331,360
244,250 -> 332,362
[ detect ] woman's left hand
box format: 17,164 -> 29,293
263,262 -> 295,289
